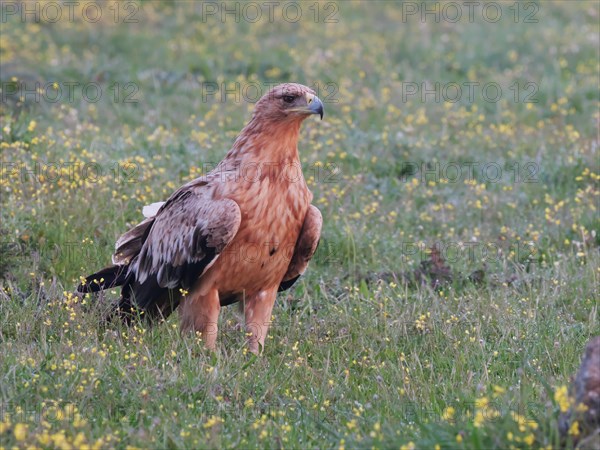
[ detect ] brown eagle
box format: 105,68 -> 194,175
78,83 -> 324,353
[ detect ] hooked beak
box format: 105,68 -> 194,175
305,92 -> 324,120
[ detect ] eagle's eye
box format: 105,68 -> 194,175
282,95 -> 295,103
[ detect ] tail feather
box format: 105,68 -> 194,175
77,263 -> 180,326
77,265 -> 129,293
116,276 -> 181,324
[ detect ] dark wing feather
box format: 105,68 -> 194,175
278,275 -> 301,292
119,183 -> 241,321
278,205 -> 322,292
113,216 -> 155,265
77,217 -> 155,294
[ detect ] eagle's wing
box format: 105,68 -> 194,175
112,217 -> 155,265
278,205 -> 322,292
121,180 -> 241,317
112,202 -> 166,265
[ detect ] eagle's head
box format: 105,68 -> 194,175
254,83 -> 324,123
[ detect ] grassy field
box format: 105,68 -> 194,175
1,1 -> 599,448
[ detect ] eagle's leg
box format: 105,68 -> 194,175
179,288 -> 220,351
243,287 -> 278,354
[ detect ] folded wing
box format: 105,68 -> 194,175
119,183 -> 241,319
278,205 -> 322,292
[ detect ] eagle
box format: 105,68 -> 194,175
78,83 -> 324,354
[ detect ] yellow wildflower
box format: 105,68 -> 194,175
569,420 -> 580,436
554,385 -> 572,413
14,423 -> 27,441
442,406 -> 455,422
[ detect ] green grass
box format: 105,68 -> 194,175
1,1 -> 599,448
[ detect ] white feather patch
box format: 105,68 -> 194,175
142,201 -> 166,218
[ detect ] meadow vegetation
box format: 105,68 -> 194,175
0,1 -> 598,448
